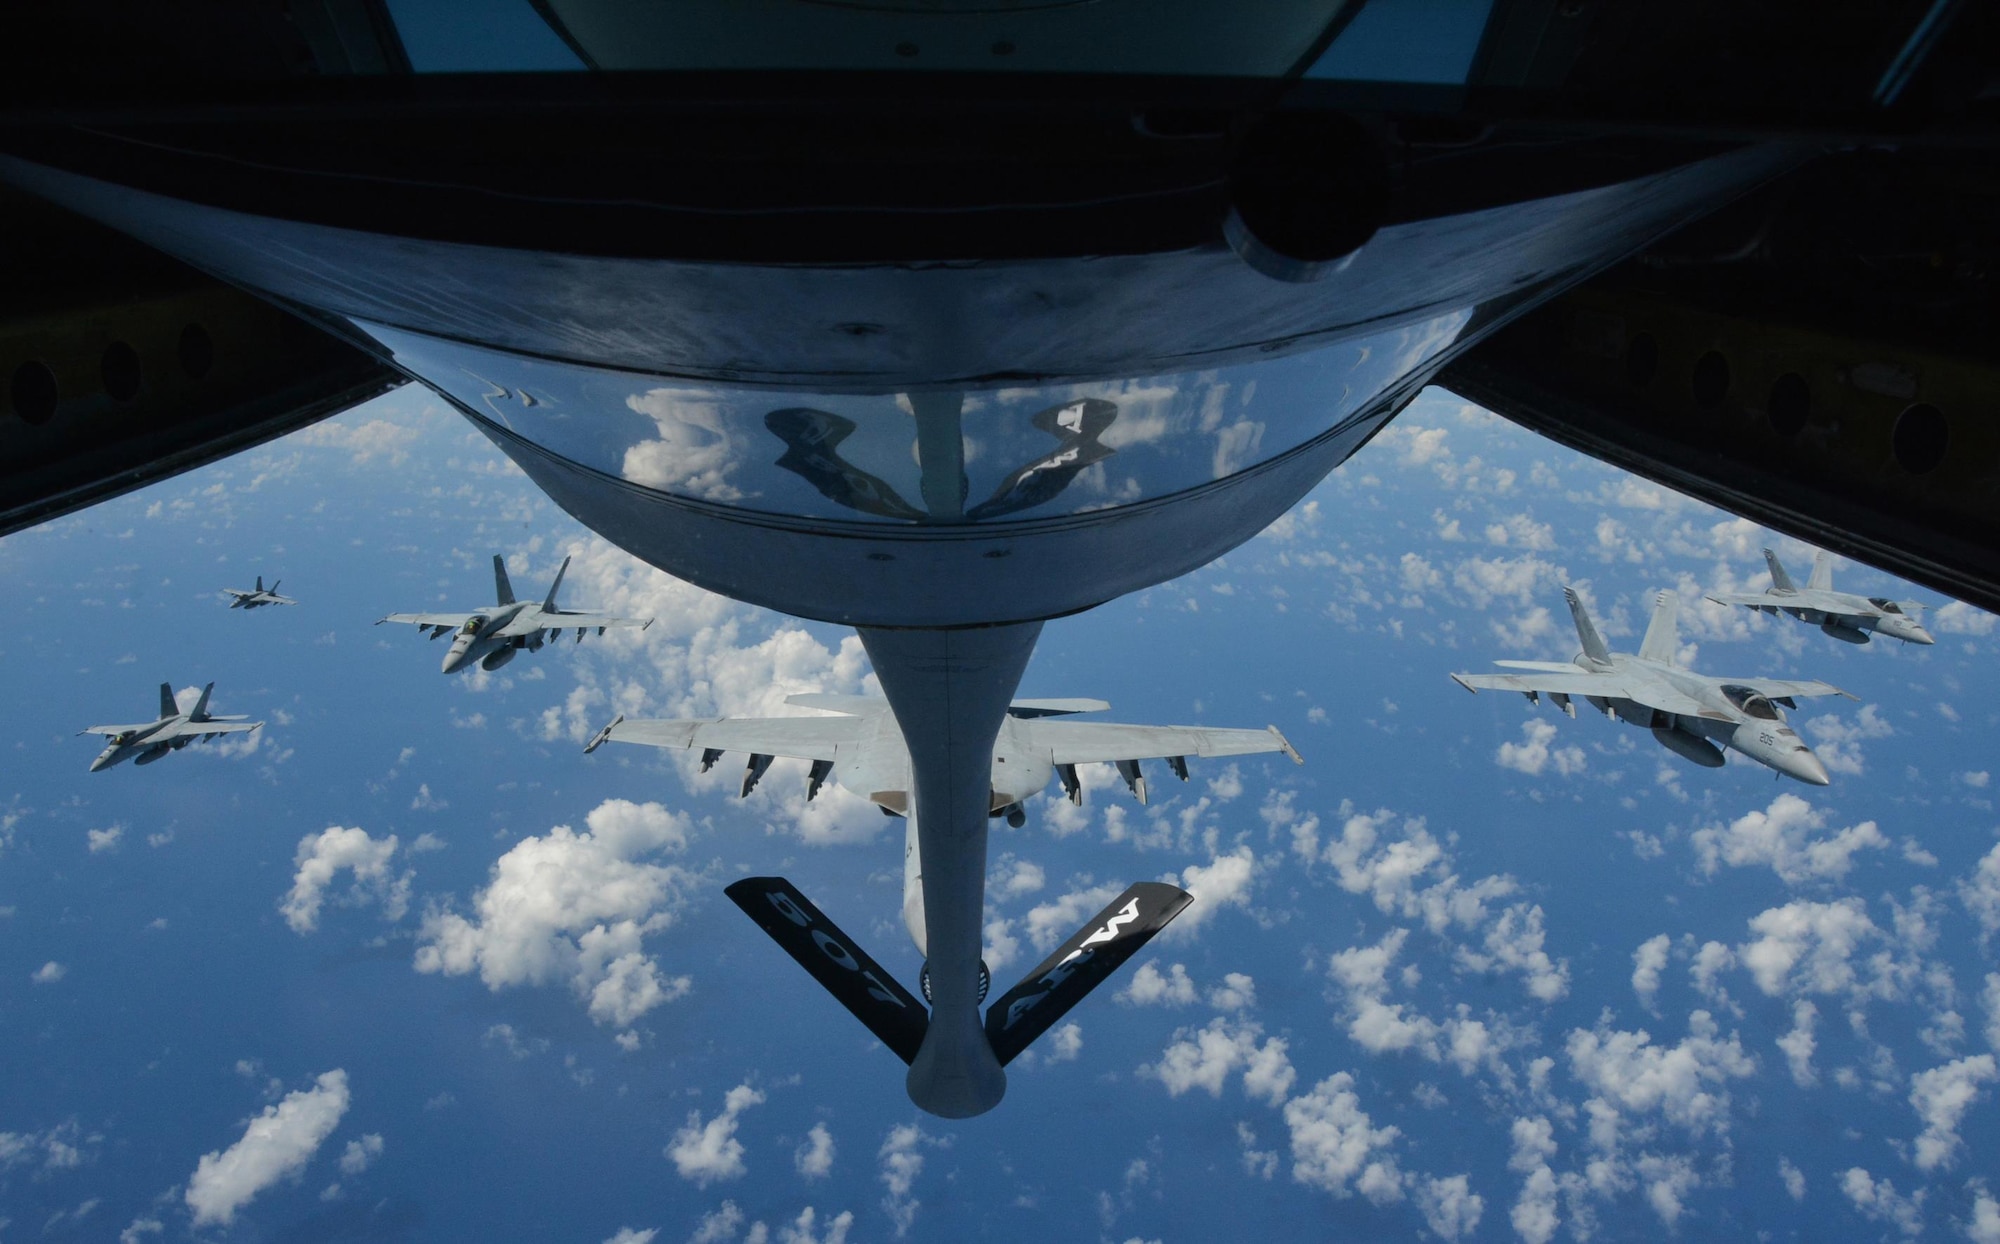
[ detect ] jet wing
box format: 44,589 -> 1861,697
1705,593 -> 1780,608
154,719 -> 263,741
1726,677 -> 1857,701
506,612 -> 652,636
585,714 -> 863,762
80,721 -> 157,736
378,611 -> 475,628
1452,670 -> 1716,719
1020,720 -> 1302,766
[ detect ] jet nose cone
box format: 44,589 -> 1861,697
89,754 -> 110,772
1790,749 -> 1831,786
442,650 -> 466,674
1911,627 -> 1936,646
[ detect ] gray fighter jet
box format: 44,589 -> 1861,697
585,694 -> 1300,1084
377,555 -> 651,674
223,575 -> 296,609
79,682 -> 263,771
1707,549 -> 1933,646
1452,588 -> 1853,785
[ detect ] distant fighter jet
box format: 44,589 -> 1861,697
1708,549 -> 1933,646
1452,588 -> 1853,785
79,682 -> 263,771
223,575 -> 296,609
585,693 -> 1301,1100
377,554 -> 652,674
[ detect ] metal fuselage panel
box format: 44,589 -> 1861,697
1590,655 -> 1824,782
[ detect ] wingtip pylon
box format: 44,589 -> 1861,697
584,715 -> 623,753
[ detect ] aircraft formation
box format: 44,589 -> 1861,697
77,554 -> 650,770
1452,549 -> 1933,787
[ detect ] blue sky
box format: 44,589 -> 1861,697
2,385 -> 1997,1244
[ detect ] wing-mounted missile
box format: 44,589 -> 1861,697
1166,755 -> 1189,781
984,881 -> 1193,1066
1115,759 -> 1147,804
1549,692 -> 1576,717
807,758 -> 834,801
741,753 -> 774,797
724,877 -> 929,1064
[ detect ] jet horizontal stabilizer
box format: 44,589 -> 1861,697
724,877 -> 929,1065
984,881 -> 1193,1067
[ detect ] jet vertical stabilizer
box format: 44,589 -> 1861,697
1637,591 -> 1680,665
543,556 -> 570,611
1764,549 -> 1797,594
158,682 -> 177,719
190,681 -> 214,720
1563,588 -> 1612,666
1808,551 -> 1835,592
493,554 -> 516,605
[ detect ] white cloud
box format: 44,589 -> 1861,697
282,827 -> 411,934
337,1133 -> 383,1176
1803,705 -> 1894,777
688,1202 -> 744,1244
1983,974 -> 2000,1053
1175,846 -> 1258,935
1779,1156 -> 1805,1201
87,825 -> 123,853
1962,845 -> 2000,942
1932,601 -> 1996,635
1208,972 -> 1258,1012
774,1206 -> 853,1244
414,799 -> 694,1027
1777,1000 -> 1819,1087
31,961 -> 64,984
1690,794 -> 1888,885
1118,961 -> 1197,1007
1417,1174 -> 1484,1241
1511,1165 -> 1561,1244
1021,883 -> 1123,953
1631,935 -> 1670,1013
1969,1182 -> 2000,1244
1737,898 -> 1893,1000
878,1123 -> 944,1238
1042,1022 -> 1084,1064
1283,1073 -> 1406,1205
1143,1016 -> 1294,1106
1564,1010 -> 1756,1139
294,418 -> 419,466
601,1229 -> 657,1244
667,1083 -> 765,1187
1841,1167 -> 1925,1237
1908,1055 -> 1996,1171
1496,720 -> 1586,778
620,388 -> 744,502
186,1070 -> 351,1227
794,1123 -> 834,1180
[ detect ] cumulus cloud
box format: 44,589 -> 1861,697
1841,1167 -> 1925,1237
337,1133 -> 383,1176
31,961 -> 65,984
1496,720 -> 1586,778
1736,897 -> 1902,1003
1969,1183 -> 2000,1244
1932,601 -> 1996,635
281,827 -> 411,934
87,825 -> 123,853
794,1123 -> 835,1180
1208,972 -> 1258,1012
1777,1000 -> 1819,1087
878,1123 -> 944,1238
1283,1074 -> 1406,1204
1962,845 -> 2000,942
1143,1017 -> 1294,1106
601,1229 -> 657,1244
1564,1011 -> 1756,1139
186,1070 -> 350,1226
1021,883 -> 1123,953
1908,1055 -> 1996,1171
1803,705 -> 1894,777
1174,846 -> 1258,935
1631,935 -> 1670,1013
1118,961 -> 1197,1007
1417,1175 -> 1484,1241
1689,794 -> 1887,885
667,1083 -> 765,1187
414,799 -> 695,1027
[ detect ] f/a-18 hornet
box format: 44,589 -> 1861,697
378,554 -> 651,674
586,693 -> 1301,1109
1453,588 -> 1853,785
79,682 -> 263,771
1708,549 -> 1933,647
224,575 -> 296,609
